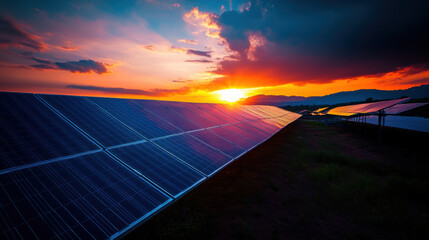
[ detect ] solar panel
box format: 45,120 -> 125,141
234,122 -> 271,140
86,97 -> 182,139
210,104 -> 249,122
261,106 -> 288,117
190,130 -> 246,158
153,134 -> 233,176
327,98 -> 409,116
156,101 -> 218,128
108,142 -> 205,197
40,94 -> 143,147
221,124 -> 266,144
0,92 -> 99,170
0,91 -> 302,239
0,151 -> 171,239
209,126 -> 258,150
196,103 -> 241,124
132,100 -> 201,131
262,118 -> 285,128
187,103 -> 231,125
313,107 -> 329,114
241,105 -> 275,118
258,106 -> 285,117
384,103 -> 429,115
232,106 -> 263,120
246,120 -> 280,135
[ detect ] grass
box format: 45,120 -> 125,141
124,120 -> 429,240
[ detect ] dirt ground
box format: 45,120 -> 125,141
124,119 -> 429,240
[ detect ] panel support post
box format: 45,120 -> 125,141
378,111 -> 382,143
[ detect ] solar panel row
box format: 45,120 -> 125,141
327,98 -> 409,116
384,103 -> 429,115
0,92 -> 301,239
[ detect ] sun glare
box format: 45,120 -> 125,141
216,89 -> 245,103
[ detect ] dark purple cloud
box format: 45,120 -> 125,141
67,85 -> 157,96
55,60 -> 108,74
186,49 -> 211,58
211,0 -> 429,88
67,84 -> 191,96
184,59 -> 213,63
0,16 -> 46,51
18,54 -> 110,74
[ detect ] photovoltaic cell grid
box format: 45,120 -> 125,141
39,94 -> 144,148
0,92 -> 98,170
0,92 -> 301,239
0,152 -> 171,240
108,142 -> 205,197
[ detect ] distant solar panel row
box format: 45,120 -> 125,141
384,102 -> 428,115
327,98 -> 409,116
0,92 -> 301,239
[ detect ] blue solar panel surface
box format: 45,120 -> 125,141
86,97 -> 182,139
154,134 -> 233,176
109,142 -> 205,197
133,100 -> 202,131
222,124 -> 266,144
0,92 -> 98,170
158,101 -> 217,128
40,94 -> 143,147
190,130 -> 246,158
188,103 -> 230,125
0,151 -> 171,240
209,126 -> 258,150
0,92 -> 301,239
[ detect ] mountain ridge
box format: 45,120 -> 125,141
239,84 -> 429,106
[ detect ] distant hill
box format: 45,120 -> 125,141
239,95 -> 307,105
240,84 -> 429,106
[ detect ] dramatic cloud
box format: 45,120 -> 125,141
18,54 -> 111,74
0,16 -> 46,51
183,7 -> 220,38
210,0 -> 429,88
54,60 -> 109,74
67,84 -> 191,96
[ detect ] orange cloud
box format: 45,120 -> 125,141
178,39 -> 198,45
183,7 -> 220,38
55,45 -> 79,51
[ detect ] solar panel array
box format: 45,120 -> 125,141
327,98 -> 409,116
0,92 -> 301,239
384,103 -> 429,115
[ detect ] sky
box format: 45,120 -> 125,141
1,0 -> 429,103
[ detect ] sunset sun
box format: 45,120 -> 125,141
216,89 -> 245,103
